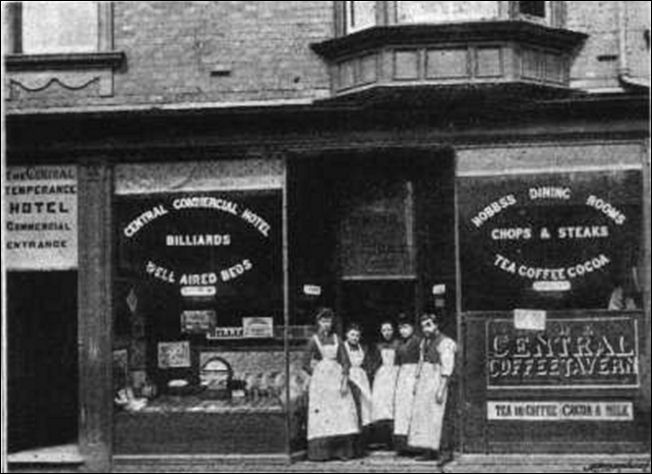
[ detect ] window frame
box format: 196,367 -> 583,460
514,1 -> 551,25
336,1 -> 564,37
5,1 -> 113,56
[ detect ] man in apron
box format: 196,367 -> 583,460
408,311 -> 457,463
393,314 -> 421,454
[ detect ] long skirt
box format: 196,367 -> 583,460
407,362 -> 447,451
307,359 -> 360,461
349,366 -> 373,427
392,363 -> 418,450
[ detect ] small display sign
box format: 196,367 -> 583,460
180,286 -> 216,297
207,326 -> 244,339
242,317 -> 274,338
513,308 -> 546,331
157,341 -> 191,368
180,310 -> 216,333
487,401 -> 633,421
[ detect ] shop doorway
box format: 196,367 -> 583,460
340,280 -> 416,344
7,271 -> 79,452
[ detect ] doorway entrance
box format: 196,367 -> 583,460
7,271 -> 79,452
340,280 -> 416,344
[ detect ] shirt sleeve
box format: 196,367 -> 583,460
302,337 -> 320,375
439,338 -> 457,377
337,339 -> 351,376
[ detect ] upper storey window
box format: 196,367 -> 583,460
341,1 -> 555,34
8,1 -> 100,54
345,1 -> 377,33
517,1 -> 547,18
397,1 -> 500,24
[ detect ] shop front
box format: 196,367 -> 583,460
110,159 -> 292,456
5,138 -> 649,469
456,142 -> 650,454
108,148 -> 459,459
5,165 -> 80,455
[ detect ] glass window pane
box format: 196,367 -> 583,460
397,1 -> 499,24
112,161 -> 289,456
22,1 -> 97,54
519,1 -> 547,18
346,1 -> 376,33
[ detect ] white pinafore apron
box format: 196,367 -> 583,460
307,335 -> 359,441
345,343 -> 373,427
407,339 -> 447,450
393,362 -> 418,437
371,347 -> 398,422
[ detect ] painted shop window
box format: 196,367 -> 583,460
458,170 -> 643,311
396,1 -> 500,24
112,161 -> 289,455
5,1 -> 101,54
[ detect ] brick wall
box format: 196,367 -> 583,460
4,1 -> 650,111
566,0 -> 650,90
113,1 -> 332,104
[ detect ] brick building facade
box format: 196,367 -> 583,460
3,1 -> 650,471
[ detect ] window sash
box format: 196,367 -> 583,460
345,1 -> 377,33
10,1 -> 100,54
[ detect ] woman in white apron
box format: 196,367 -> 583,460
303,308 -> 361,461
393,314 -> 421,454
343,323 -> 373,432
369,320 -> 399,449
408,312 -> 456,463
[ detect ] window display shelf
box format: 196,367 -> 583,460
128,395 -> 285,414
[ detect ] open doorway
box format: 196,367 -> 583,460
340,280 -> 416,344
7,271 -> 79,453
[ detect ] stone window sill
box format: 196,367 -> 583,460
5,51 -> 125,71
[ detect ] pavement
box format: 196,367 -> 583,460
7,448 -> 651,472
109,452 -> 652,473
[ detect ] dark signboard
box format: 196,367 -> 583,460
486,315 -> 639,389
458,170 -> 642,311
340,180 -> 415,278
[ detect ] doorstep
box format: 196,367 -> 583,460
7,444 -> 84,473
112,453 -> 293,472
7,444 -> 83,464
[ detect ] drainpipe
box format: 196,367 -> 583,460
617,0 -> 650,90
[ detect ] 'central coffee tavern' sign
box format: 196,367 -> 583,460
487,316 -> 639,389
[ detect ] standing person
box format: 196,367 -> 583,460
303,308 -> 361,461
408,311 -> 457,463
343,323 -> 374,434
392,313 -> 421,454
369,320 -> 400,450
